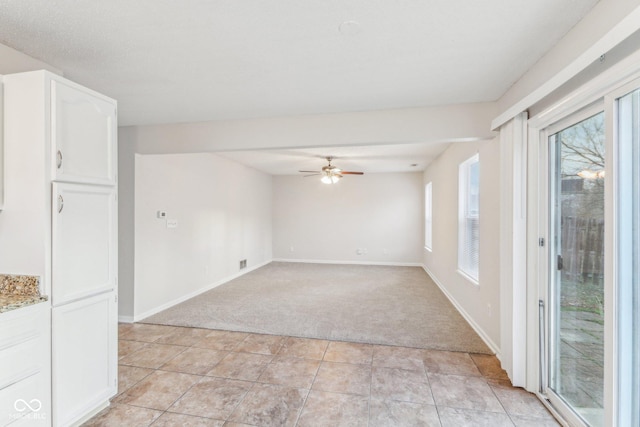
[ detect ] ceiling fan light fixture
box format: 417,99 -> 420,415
321,173 -> 342,184
301,156 -> 361,184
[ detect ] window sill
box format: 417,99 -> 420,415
457,269 -> 479,286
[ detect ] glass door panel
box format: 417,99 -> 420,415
549,111 -> 605,426
615,87 -> 639,426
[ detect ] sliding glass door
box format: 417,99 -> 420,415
547,111 -> 606,427
536,78 -> 640,426
613,85 -> 639,427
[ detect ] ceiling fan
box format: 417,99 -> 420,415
299,156 -> 364,184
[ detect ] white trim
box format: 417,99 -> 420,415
456,269 -> 479,286
272,258 -> 423,267
528,42 -> 640,129
135,259 -> 272,322
457,153 -> 480,282
492,5 -> 640,130
118,315 -> 134,323
605,77 -> 640,427
499,112 -> 528,387
535,393 -> 572,427
530,93 -> 612,422
69,401 -> 110,427
422,264 -> 500,356
424,181 -> 433,251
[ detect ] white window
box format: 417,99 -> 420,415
458,154 -> 479,282
425,182 -> 432,250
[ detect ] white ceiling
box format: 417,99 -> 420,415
0,0 -> 599,127
218,141 -> 455,175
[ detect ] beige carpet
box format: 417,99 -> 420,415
142,262 -> 492,354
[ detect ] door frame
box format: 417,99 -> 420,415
538,103 -> 606,427
526,56 -> 640,426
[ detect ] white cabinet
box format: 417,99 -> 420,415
0,302 -> 51,427
2,70 -> 118,427
51,79 -> 117,186
1,75 -> 4,211
51,183 -> 117,306
52,292 -> 117,427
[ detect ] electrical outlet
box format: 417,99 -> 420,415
239,259 -> 247,269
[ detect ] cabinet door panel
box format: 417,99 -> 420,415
51,80 -> 116,185
52,292 -> 117,427
52,183 -> 116,305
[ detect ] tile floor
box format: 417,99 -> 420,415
84,323 -> 560,426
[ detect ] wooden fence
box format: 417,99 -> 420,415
561,216 -> 605,283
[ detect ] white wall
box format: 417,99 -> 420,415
0,42 -> 63,75
118,127 -> 136,319
133,153 -> 272,319
273,172 -> 423,265
423,139 -> 501,352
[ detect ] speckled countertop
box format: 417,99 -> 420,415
0,274 -> 48,313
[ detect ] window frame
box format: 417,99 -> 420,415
424,181 -> 433,251
457,153 -> 480,284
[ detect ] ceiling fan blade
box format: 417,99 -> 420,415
303,174 -> 321,177
341,171 -> 364,175
299,170 -> 320,173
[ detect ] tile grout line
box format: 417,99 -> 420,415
292,339 -> 330,427
421,349 -> 442,425
117,328 -> 228,425
218,334 -> 300,425
131,331 -> 202,425
368,347 -> 374,427
203,334 -> 252,424
485,378 -> 517,426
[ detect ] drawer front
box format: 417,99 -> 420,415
0,303 -> 47,352
0,372 -> 49,426
0,338 -> 43,389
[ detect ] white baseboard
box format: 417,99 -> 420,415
273,258 -> 422,267
134,259 -> 272,322
118,315 -> 134,323
69,400 -> 110,427
421,264 -> 501,356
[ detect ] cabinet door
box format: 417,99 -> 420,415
51,79 -> 116,185
52,292 -> 117,427
52,183 -> 117,306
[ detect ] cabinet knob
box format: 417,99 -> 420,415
56,150 -> 63,169
57,195 -> 64,213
